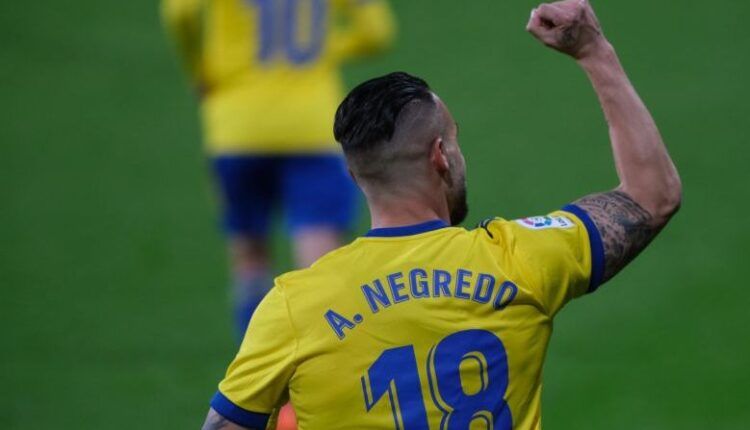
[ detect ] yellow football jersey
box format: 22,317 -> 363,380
162,0 -> 395,154
211,205 -> 605,429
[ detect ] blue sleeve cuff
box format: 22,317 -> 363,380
562,204 -> 605,293
210,391 -> 271,429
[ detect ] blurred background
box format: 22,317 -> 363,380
2,0 -> 749,428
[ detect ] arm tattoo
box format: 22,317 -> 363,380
574,190 -> 659,282
202,409 -> 251,430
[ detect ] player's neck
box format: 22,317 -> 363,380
366,191 -> 450,230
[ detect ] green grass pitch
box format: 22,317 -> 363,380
2,0 -> 749,428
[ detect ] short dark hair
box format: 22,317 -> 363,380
334,72 -> 434,155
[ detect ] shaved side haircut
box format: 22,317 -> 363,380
334,72 -> 446,185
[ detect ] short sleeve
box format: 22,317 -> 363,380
211,285 -> 298,429
485,205 -> 605,316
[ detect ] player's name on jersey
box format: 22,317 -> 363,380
325,268 -> 519,340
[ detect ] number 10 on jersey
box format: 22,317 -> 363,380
361,329 -> 513,429
250,0 -> 326,64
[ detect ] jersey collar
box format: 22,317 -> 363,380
364,220 -> 449,238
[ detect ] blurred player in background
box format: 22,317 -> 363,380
161,0 -> 395,339
200,0 -> 682,428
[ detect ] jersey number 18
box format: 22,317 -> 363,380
361,329 -> 513,429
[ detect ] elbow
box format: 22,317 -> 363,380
662,172 -> 683,218
621,174 -> 682,225
648,176 -> 683,223
649,157 -> 684,223
657,187 -> 682,221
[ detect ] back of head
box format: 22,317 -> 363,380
334,72 -> 442,188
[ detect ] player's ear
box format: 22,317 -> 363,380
429,137 -> 450,175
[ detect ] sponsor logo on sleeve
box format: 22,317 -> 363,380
515,215 -> 575,230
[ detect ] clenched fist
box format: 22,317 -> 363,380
526,0 -> 606,60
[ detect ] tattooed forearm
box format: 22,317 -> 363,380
574,190 -> 662,282
202,409 -> 249,430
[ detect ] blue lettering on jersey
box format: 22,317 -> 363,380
409,268 -> 431,298
362,280 -> 391,313
357,269 -> 519,317
433,270 -> 453,297
388,272 -> 409,303
472,273 -> 496,304
493,281 -> 518,310
325,309 -> 356,340
328,270 -> 519,340
454,269 -> 473,300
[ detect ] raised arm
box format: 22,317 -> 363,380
526,0 -> 682,283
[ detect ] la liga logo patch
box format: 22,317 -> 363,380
516,215 -> 575,230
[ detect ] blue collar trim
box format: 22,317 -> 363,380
364,220 -> 449,238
